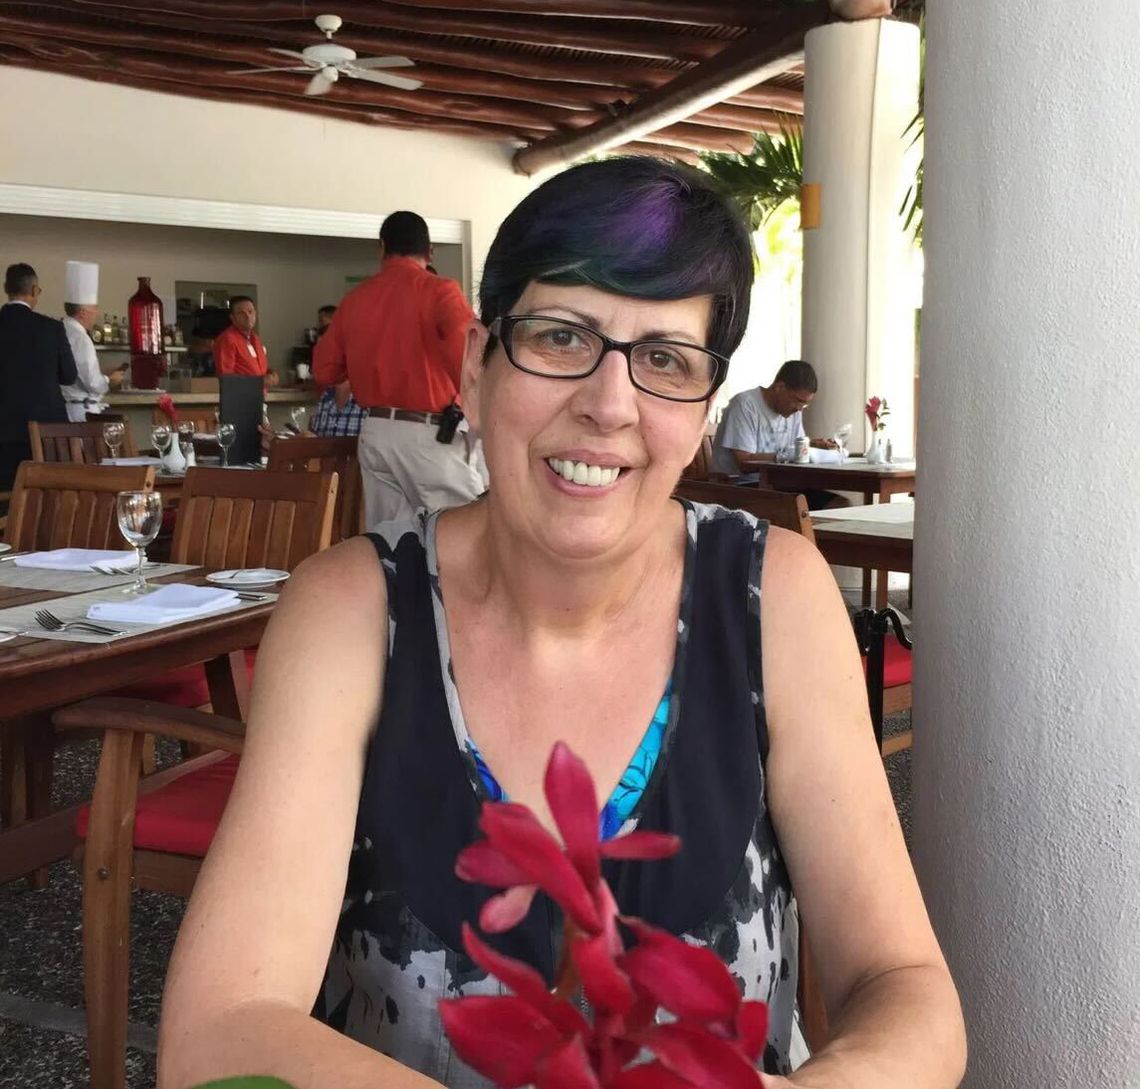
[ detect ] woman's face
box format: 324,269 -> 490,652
461,282 -> 713,563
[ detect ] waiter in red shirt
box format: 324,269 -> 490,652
214,296 -> 275,382
314,211 -> 485,525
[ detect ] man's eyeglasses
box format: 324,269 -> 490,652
489,315 -> 728,404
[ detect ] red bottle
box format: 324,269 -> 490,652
128,276 -> 165,389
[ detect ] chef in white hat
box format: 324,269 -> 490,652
60,260 -> 124,421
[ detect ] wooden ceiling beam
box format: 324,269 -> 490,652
0,53 -> 534,143
373,1 -> 769,27
54,0 -> 729,61
23,2 -> 691,87
647,121 -> 767,153
0,39 -> 562,135
513,1 -> 827,174
727,87 -> 803,113
0,12 -> 626,112
688,100 -> 792,132
621,141 -> 703,165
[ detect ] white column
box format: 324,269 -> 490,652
801,19 -> 920,456
913,4 -> 1140,1088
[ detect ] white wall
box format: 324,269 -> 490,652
915,2 -> 1140,1087
0,68 -> 539,292
0,214 -> 463,374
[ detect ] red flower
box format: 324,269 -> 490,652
441,742 -> 768,1089
156,393 -> 179,424
864,395 -> 890,432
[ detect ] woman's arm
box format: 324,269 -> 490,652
760,528 -> 966,1088
158,537 -> 437,1089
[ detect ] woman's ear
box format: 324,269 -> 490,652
459,319 -> 491,436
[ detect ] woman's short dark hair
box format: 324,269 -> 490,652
479,157 -> 754,359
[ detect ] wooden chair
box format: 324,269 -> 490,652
3,461 -> 154,551
28,420 -> 136,463
109,466 -> 339,711
267,434 -> 363,543
673,478 -> 815,542
153,405 -> 216,434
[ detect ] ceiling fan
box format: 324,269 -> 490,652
231,13 -> 423,97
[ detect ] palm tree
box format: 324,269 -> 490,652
700,119 -> 805,232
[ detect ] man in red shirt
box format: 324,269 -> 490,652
314,211 -> 485,525
214,296 -> 274,381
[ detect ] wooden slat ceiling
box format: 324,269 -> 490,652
0,2 -> 917,166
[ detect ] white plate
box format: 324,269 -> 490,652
207,568 -> 290,587
0,542 -> 11,555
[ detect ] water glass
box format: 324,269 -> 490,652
216,422 -> 236,467
289,406 -> 309,434
832,423 -> 852,462
116,490 -> 163,595
102,421 -> 125,460
151,424 -> 172,458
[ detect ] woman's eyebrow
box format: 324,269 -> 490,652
527,307 -> 701,344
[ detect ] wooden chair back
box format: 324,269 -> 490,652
154,406 -> 216,434
171,467 -> 338,571
673,479 -> 816,542
28,420 -> 137,463
4,462 -> 155,550
680,435 -> 715,480
266,435 -> 363,542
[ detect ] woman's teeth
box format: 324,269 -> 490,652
546,457 -> 621,487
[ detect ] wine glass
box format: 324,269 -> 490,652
150,424 -> 172,460
177,422 -> 195,469
832,423 -> 852,461
289,405 -> 309,434
116,490 -> 163,595
102,421 -> 125,460
216,422 -> 236,467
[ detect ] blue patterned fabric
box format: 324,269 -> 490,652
310,387 -> 367,437
466,683 -> 672,839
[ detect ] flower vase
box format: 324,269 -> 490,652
161,441 -> 186,475
865,431 -> 884,464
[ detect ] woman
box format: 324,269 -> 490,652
160,158 -> 965,1088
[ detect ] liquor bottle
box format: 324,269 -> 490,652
102,313 -> 112,343
128,277 -> 166,389
110,314 -> 121,344
163,324 -> 173,347
91,322 -> 103,345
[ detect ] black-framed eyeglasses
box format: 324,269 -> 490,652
489,315 -> 728,403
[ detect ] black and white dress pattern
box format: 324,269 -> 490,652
315,500 -> 806,1084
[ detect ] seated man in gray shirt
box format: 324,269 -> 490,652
712,359 -> 843,508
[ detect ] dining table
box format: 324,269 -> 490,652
0,558 -> 275,885
751,456 -> 917,506
810,498 -> 915,604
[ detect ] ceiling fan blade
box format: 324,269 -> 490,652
345,67 -> 423,91
350,55 -> 416,70
304,70 -> 335,96
268,48 -> 308,61
229,66 -> 311,75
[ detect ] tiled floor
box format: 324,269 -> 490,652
1,604 -> 914,1087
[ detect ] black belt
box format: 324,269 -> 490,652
368,406 -> 444,426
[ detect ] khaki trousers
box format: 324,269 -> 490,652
357,415 -> 487,528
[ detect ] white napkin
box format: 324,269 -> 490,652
808,448 -> 844,465
87,584 -> 239,625
14,548 -> 136,572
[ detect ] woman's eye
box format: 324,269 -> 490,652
646,349 -> 685,371
541,328 -> 584,349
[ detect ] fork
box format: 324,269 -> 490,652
33,609 -> 125,637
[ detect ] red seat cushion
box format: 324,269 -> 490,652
76,754 -> 238,857
861,634 -> 912,689
105,648 -> 259,709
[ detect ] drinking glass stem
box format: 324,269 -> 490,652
134,546 -> 147,593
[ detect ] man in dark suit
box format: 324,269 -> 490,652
0,262 -> 78,500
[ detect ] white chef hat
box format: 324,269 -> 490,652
64,261 -> 99,305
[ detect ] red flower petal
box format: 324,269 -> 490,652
481,803 -> 602,933
599,831 -> 681,861
571,932 -> 635,1015
439,995 -> 565,1088
635,1023 -> 762,1089
607,1061 -> 697,1089
461,924 -> 590,1039
544,742 -> 601,891
456,839 -> 533,888
620,920 -> 741,1026
535,1036 -> 602,1089
734,1002 -> 770,1064
480,884 -> 539,933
